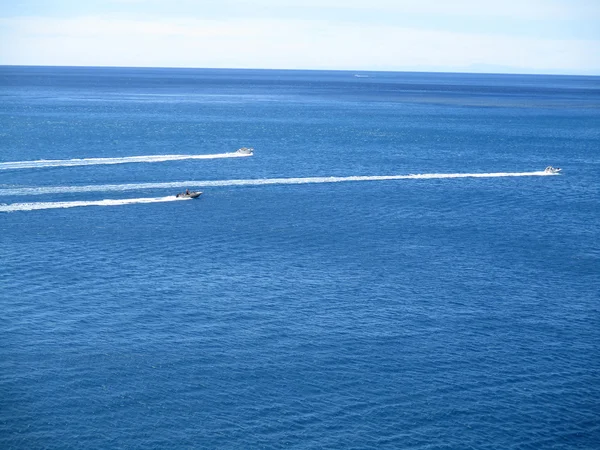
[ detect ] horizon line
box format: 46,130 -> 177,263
1,63 -> 599,78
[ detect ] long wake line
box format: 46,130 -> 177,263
0,152 -> 251,170
0,171 -> 559,212
0,171 -> 559,198
0,196 -> 193,212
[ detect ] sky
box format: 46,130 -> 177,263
1,0 -> 599,74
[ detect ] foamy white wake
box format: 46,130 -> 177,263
0,171 -> 559,197
0,152 -> 251,170
0,196 -> 193,212
0,171 -> 560,211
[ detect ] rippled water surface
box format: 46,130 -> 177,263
1,67 -> 599,449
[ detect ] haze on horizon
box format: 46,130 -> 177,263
1,0 -> 599,75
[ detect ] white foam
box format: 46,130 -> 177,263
0,171 -> 559,197
0,196 -> 192,212
0,152 -> 251,170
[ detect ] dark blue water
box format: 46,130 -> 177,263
1,66 -> 599,449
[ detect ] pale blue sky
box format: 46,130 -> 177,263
1,0 -> 599,74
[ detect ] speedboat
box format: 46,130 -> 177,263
544,166 -> 562,174
236,147 -> 254,155
176,191 -> 202,199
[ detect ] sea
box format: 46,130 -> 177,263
1,66 -> 599,449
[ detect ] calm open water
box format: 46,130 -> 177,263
1,66 -> 599,449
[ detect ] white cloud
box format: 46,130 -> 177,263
114,0 -> 600,20
1,16 -> 598,73
284,0 -> 553,18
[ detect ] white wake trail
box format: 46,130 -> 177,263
0,171 -> 559,197
0,152 -> 251,170
0,196 -> 193,212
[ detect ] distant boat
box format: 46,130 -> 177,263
236,147 -> 254,155
354,74 -> 369,78
176,191 -> 202,199
544,166 -> 562,174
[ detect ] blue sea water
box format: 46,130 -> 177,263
1,66 -> 599,449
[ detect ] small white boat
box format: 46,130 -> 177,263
544,166 -> 562,174
236,147 -> 254,155
176,191 -> 202,199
